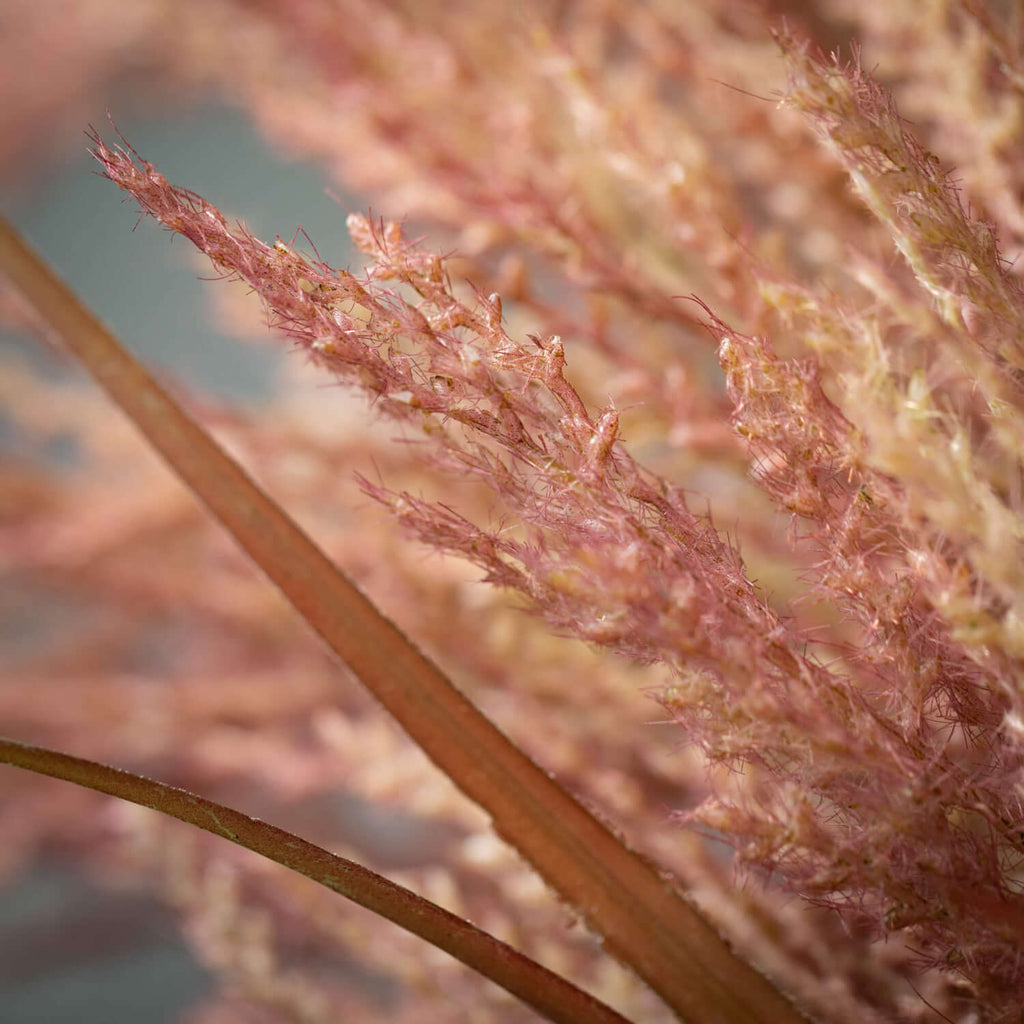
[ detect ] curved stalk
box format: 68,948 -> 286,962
0,214 -> 808,1024
0,736 -> 631,1024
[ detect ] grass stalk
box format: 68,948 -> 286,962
0,213 -> 807,1024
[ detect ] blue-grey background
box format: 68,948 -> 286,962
4,103 -> 357,399
1,102 -> 360,1023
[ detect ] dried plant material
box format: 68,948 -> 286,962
3,3 -> 1024,1022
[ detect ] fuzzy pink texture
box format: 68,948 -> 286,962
92,70 -> 1024,1010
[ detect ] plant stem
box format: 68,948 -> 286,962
0,735 -> 633,1024
0,214 -> 809,1024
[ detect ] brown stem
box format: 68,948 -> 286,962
0,736 -> 631,1024
0,214 -> 809,1024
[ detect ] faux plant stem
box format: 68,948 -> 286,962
0,214 -> 808,1024
0,736 -> 632,1024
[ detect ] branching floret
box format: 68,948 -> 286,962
92,111 -> 1024,1008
